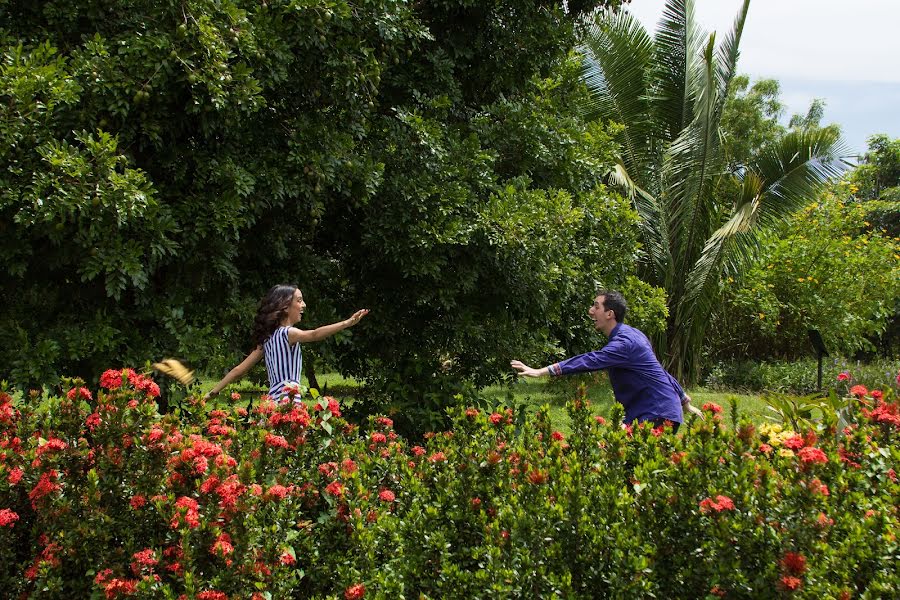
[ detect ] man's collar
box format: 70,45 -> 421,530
608,322 -> 622,339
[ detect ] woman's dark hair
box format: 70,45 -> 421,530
251,284 -> 297,347
597,289 -> 627,323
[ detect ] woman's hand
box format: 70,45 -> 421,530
346,308 -> 369,326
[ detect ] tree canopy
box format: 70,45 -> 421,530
1,0 -> 654,401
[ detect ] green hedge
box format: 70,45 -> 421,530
1,371 -> 898,598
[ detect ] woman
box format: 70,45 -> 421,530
204,285 -> 368,401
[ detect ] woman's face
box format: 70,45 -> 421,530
286,289 -> 306,324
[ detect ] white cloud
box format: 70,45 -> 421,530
624,0 -> 900,83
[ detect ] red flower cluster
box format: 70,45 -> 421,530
170,496 -> 200,529
862,399 -> 900,429
264,433 -> 289,449
66,386 -> 93,401
344,583 -> 365,600
849,385 -> 868,398
99,369 -> 160,398
378,489 -> 396,503
837,371 -> 851,382
798,447 -> 828,465
699,495 -> 735,514
0,507 -> 19,527
702,403 -> 723,414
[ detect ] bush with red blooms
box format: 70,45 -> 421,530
0,370 -> 897,598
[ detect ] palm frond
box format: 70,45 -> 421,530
650,0 -> 708,141
662,36 -> 726,293
714,0 -> 750,100
578,7 -> 656,182
153,359 -> 196,386
751,127 -> 847,226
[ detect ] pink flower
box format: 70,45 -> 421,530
489,413 -> 503,425
837,371 -> 851,382
378,489 -> 395,503
428,452 -> 447,463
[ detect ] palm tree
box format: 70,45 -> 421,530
579,0 -> 844,383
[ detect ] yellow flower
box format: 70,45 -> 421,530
779,448 -> 795,458
758,313 -> 765,320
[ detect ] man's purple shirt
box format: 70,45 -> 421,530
548,323 -> 684,424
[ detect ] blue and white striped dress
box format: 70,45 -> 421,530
263,326 -> 303,400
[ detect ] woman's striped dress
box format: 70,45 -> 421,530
263,326 -> 303,400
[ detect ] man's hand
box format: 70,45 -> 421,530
682,394 -> 705,420
510,360 -> 547,378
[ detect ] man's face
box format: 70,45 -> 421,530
588,295 -> 613,330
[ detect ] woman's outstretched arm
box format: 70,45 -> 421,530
204,347 -> 264,399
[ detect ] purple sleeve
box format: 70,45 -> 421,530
666,371 -> 686,400
547,337 -> 630,376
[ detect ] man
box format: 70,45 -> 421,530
511,290 -> 701,432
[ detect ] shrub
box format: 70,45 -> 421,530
0,369 -> 897,597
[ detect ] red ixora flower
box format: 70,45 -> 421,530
780,575 -> 802,591
849,384 -> 868,398
0,508 -> 19,527
798,446 -> 828,465
324,480 -> 346,498
196,591 -> 228,600
264,433 -> 289,449
699,495 -> 735,514
781,551 -> 807,575
66,386 -> 92,401
344,583 -> 365,600
378,489 -> 396,503
837,371 -> 851,382
702,402 -> 723,414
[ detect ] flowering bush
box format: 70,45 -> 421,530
0,370 -> 898,597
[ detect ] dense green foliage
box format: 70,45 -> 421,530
2,372 -> 898,597
578,0 -> 845,383
1,0 -> 656,396
708,185 -> 900,362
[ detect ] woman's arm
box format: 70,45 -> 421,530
288,309 -> 369,344
204,347 -> 264,399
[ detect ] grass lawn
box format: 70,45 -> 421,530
203,371 -> 768,435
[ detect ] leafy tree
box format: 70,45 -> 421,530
578,0 -> 845,383
1,0 -> 648,403
849,134 -> 900,201
709,183 -> 900,361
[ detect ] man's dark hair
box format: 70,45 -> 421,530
597,289 -> 627,322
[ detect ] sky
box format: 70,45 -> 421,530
623,0 -> 900,158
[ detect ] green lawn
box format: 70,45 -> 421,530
201,371 -> 767,435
